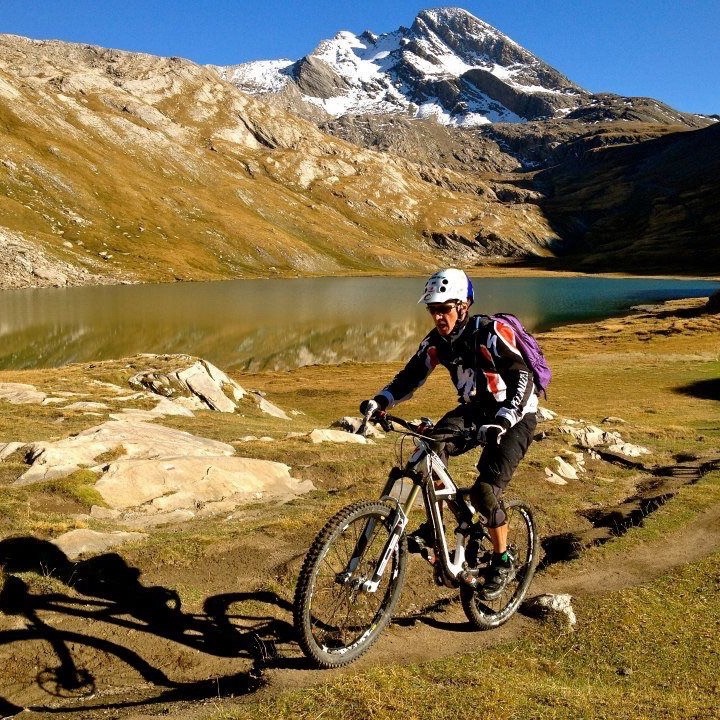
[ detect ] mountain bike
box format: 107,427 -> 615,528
293,409 -> 540,668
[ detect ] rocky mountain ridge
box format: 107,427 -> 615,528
0,33 -> 560,289
216,7 -> 706,130
0,10 -> 718,290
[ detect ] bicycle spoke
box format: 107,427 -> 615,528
295,501 -> 408,664
460,500 -> 539,629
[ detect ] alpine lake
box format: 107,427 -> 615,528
1,275 -> 718,372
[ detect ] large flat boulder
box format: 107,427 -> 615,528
17,419 -> 235,484
0,382 -> 46,404
95,455 -> 313,510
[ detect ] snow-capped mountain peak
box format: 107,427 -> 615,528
216,7 -> 586,126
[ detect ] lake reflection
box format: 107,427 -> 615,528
1,276 -> 718,371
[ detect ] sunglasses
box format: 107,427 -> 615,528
426,303 -> 456,316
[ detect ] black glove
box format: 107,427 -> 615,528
359,395 -> 388,416
476,423 -> 506,445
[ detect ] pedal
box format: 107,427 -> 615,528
459,568 -> 481,588
420,546 -> 436,565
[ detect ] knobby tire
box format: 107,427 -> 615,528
294,501 -> 408,668
460,500 -> 539,629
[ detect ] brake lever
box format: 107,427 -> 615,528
357,410 -> 391,435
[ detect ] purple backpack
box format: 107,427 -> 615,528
485,313 -> 552,397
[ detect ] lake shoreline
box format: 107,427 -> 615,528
2,259 -> 720,294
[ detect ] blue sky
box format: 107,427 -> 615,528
1,1 -> 717,114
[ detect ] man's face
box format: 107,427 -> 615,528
426,302 -> 460,336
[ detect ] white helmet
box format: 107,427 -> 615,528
418,268 -> 474,305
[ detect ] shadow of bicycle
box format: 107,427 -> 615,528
0,536 -> 306,715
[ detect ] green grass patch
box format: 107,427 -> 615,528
39,468 -> 107,509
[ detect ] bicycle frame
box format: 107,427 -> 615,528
351,414 -> 479,592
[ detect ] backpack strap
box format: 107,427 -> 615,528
471,314 -> 493,367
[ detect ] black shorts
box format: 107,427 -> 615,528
429,405 -> 537,490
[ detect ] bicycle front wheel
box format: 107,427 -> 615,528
460,499 -> 539,629
293,500 -> 408,668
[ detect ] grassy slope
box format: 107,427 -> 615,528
0,36 -> 559,285
537,123 -> 720,274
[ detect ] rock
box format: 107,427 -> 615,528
32,266 -> 68,286
607,442 -> 651,457
94,455 -> 314,510
62,401 -> 110,411
331,416 -> 384,438
0,442 -> 25,460
559,419 -> 651,458
523,593 -> 577,626
51,529 -> 148,560
559,449 -> 585,468
536,406 -> 557,421
112,396 -> 196,422
559,421 -> 622,449
128,358 -> 293,419
544,469 -> 568,485
0,382 -> 47,404
601,416 -> 626,424
89,505 -> 121,520
309,429 -> 372,444
550,456 -> 579,481
17,419 -> 235,484
175,361 -> 238,412
251,392 -> 291,420
171,395 -> 206,412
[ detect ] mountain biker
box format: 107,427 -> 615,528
360,268 -> 538,599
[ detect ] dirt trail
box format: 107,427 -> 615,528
264,500 -> 720,693
2,495 -> 718,720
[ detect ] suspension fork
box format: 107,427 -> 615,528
339,481 -> 422,593
359,483 -> 422,592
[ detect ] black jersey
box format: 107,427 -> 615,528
377,315 -> 538,428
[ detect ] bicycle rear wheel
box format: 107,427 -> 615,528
460,499 -> 539,629
294,501 -> 408,668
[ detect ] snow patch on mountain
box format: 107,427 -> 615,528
215,7 -> 585,126
215,59 -> 294,93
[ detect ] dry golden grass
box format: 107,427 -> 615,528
0,297 -> 718,718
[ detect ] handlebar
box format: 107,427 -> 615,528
358,411 -> 467,444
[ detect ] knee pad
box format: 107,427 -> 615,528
472,481 -> 506,528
